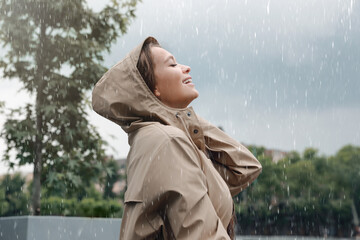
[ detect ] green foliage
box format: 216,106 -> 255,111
2,105 -> 37,167
103,158 -> 120,199
331,145 -> 360,221
77,198 -> 122,218
0,0 -> 140,212
1,144 -> 358,236
41,196 -> 123,218
0,173 -> 123,218
285,151 -> 301,164
0,101 -> 4,114
236,145 -> 360,237
303,147 -> 318,160
247,145 -> 266,158
0,173 -> 30,216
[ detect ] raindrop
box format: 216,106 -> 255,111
139,19 -> 143,36
287,185 -> 290,196
266,0 -> 270,15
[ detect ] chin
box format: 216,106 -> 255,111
192,89 -> 199,99
187,91 -> 199,105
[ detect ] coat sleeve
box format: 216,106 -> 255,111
197,116 -> 262,197
141,135 -> 231,240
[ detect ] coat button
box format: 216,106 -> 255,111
187,112 -> 191,117
175,113 -> 180,118
193,129 -> 199,134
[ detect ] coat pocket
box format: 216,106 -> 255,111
124,189 -> 143,203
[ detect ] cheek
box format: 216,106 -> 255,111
155,68 -> 183,95
161,72 -> 181,89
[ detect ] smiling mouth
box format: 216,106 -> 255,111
183,78 -> 192,84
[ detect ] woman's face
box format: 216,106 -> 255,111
151,47 -> 199,109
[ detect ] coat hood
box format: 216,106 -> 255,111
92,36 -> 199,135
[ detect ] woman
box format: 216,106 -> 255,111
92,37 -> 262,239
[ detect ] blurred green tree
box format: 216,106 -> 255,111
286,158 -> 316,199
303,147 -> 318,161
235,146 -> 358,236
330,145 -> 360,228
103,158 -> 120,199
286,150 -> 301,164
0,173 -> 29,216
0,0 -> 139,215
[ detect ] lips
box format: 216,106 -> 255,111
183,77 -> 192,84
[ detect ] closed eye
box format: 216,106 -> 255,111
170,64 -> 177,67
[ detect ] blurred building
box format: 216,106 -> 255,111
264,149 -> 288,163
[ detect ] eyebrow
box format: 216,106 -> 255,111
164,55 -> 176,63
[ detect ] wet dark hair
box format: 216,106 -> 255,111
137,37 -> 160,93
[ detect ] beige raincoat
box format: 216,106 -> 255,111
92,37 -> 262,239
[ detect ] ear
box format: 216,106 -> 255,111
154,87 -> 161,98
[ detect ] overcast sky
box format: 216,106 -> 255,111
1,0 -> 359,173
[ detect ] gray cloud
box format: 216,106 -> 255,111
104,0 -> 359,111
105,0 -> 359,155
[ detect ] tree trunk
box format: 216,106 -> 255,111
32,16 -> 46,216
32,104 -> 43,215
32,80 -> 44,216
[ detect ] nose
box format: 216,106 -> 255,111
181,64 -> 191,73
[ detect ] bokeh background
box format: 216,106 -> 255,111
93,0 -> 360,159
1,0 -> 359,172
1,0 -> 359,237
